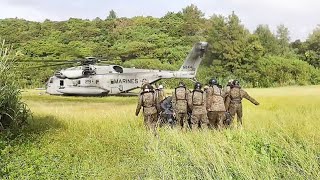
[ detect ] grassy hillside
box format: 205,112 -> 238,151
1,86 -> 320,179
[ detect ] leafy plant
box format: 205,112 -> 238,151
0,39 -> 31,129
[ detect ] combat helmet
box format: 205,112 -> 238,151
178,81 -> 185,87
194,82 -> 202,90
209,78 -> 218,86
227,79 -> 234,86
143,84 -> 154,92
233,80 -> 240,87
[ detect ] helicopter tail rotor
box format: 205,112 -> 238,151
178,42 -> 208,74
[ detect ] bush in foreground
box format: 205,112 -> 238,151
0,40 -> 30,129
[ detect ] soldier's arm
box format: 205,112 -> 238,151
155,94 -> 160,112
205,90 -> 211,110
203,92 -> 207,109
154,91 -> 158,100
172,91 -> 176,110
222,89 -> 227,98
225,96 -> 231,111
187,92 -> 193,110
241,90 -> 259,105
160,99 -> 166,110
223,87 -> 230,98
135,95 -> 143,116
186,90 -> 192,113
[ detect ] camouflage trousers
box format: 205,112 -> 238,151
176,113 -> 189,130
143,113 -> 158,135
207,111 -> 225,129
228,103 -> 243,126
191,113 -> 208,130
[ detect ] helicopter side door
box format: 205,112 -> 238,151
107,73 -> 121,94
108,73 -> 140,94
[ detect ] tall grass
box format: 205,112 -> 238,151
0,86 -> 319,179
0,39 -> 30,129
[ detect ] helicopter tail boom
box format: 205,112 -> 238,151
157,70 -> 196,79
178,42 -> 208,74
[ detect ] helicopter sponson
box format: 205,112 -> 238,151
46,42 -> 208,96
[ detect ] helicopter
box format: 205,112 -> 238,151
37,41 -> 208,96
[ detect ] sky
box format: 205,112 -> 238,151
0,0 -> 319,40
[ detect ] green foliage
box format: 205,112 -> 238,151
276,24 -> 291,56
206,13 -> 251,72
181,4 -> 205,36
257,56 -> 319,87
254,24 -> 279,55
107,10 -> 117,19
304,26 -> 320,68
0,40 -> 30,129
0,5 -> 319,88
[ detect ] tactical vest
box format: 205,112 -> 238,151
141,91 -> 156,108
175,87 -> 187,101
156,89 -> 165,101
230,88 -> 242,103
211,86 -> 223,96
192,90 -> 204,106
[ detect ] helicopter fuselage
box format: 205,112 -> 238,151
46,66 -> 196,95
46,41 -> 208,96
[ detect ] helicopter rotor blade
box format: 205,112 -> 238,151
98,57 -> 160,63
19,62 -> 77,69
14,60 -> 79,63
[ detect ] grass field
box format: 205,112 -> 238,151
1,86 -> 320,179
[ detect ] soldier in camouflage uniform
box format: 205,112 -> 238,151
223,79 -> 234,127
188,82 -> 208,130
206,79 -> 226,129
155,85 -> 166,102
225,80 -> 259,126
223,79 -> 233,96
139,79 -> 150,95
203,85 -> 209,92
172,82 -> 190,130
136,84 -> 159,135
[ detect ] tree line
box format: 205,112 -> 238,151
0,4 -> 319,88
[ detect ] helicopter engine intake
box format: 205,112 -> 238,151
82,65 -> 96,76
55,71 -> 66,79
59,69 -> 84,79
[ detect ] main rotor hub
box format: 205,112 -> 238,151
82,64 -> 96,76
79,57 -> 100,65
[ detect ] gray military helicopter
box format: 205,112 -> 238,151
44,42 -> 208,96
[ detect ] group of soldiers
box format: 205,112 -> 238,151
135,79 -> 259,135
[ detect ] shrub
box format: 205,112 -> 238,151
257,56 -> 320,87
0,40 -> 31,129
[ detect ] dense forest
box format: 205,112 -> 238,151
0,5 -> 319,88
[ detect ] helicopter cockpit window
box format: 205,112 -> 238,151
113,66 -> 123,73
